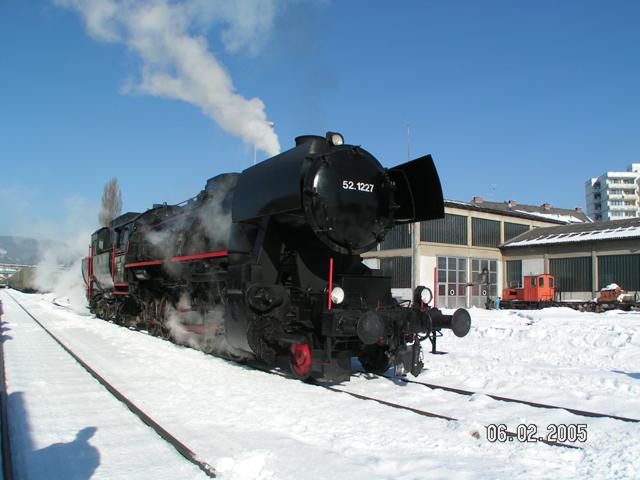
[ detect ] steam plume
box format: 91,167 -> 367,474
54,0 -> 281,157
32,195 -> 99,312
164,292 -> 250,360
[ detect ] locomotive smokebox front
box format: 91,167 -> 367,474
301,146 -> 394,255
232,132 -> 396,255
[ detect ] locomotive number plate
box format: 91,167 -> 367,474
342,180 -> 374,192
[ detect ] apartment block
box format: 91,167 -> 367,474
585,164 -> 640,221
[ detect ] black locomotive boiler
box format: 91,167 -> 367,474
82,132 -> 470,381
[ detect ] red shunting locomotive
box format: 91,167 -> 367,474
501,274 -> 555,307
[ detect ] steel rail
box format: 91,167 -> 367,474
7,292 -> 217,478
245,363 -> 581,450
0,298 -> 15,480
319,383 -> 581,450
47,295 -> 585,450
380,374 -> 640,423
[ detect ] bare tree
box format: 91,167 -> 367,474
99,178 -> 123,226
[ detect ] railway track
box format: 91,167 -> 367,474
1,301 -> 15,480
244,363 -> 583,450
319,383 -> 586,450
4,292 -> 218,479
43,294 -> 625,451
380,374 -> 640,424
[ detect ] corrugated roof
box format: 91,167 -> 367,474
444,200 -> 589,225
501,217 -> 640,247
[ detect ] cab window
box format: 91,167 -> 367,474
121,228 -> 130,249
538,277 -> 544,287
97,228 -> 111,252
549,277 -> 554,288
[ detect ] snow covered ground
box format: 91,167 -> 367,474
1,289 -> 639,479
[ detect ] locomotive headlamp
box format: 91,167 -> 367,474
414,285 -> 433,306
326,131 -> 344,146
420,287 -> 433,305
331,286 -> 345,304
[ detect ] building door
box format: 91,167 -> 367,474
436,256 -> 468,308
471,258 -> 498,307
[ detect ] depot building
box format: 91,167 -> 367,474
362,197 -> 640,307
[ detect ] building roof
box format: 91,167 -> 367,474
444,198 -> 591,225
109,211 -> 142,228
501,217 -> 640,248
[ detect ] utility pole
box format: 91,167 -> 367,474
407,123 -> 419,291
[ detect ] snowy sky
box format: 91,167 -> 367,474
1,0 -> 639,240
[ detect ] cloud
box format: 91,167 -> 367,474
54,0 -> 281,157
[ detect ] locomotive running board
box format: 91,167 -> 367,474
388,154 -> 445,223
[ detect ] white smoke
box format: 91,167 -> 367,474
33,195 -> 99,313
196,176 -> 235,248
164,292 -> 251,360
54,0 -> 281,157
142,174 -> 235,263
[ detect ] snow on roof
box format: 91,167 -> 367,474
514,210 -> 584,224
444,199 -> 591,224
444,199 -> 472,206
506,225 -> 640,247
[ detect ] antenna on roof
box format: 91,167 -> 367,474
488,183 -> 497,201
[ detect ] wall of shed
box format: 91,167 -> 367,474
501,239 -> 640,299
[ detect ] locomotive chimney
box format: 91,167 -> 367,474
295,135 -> 324,146
294,135 -> 327,154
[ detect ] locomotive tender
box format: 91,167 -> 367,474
82,132 -> 470,381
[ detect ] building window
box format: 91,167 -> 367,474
598,255 -> 640,291
421,214 -> 467,245
472,218 -> 500,247
549,257 -> 592,292
436,256 -> 468,308
380,257 -> 412,288
506,260 -> 522,288
381,224 -> 411,250
504,222 -> 529,242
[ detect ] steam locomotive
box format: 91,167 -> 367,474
82,132 -> 470,381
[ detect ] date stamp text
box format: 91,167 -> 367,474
485,423 -> 588,443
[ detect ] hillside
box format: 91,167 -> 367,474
0,236 -> 41,265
